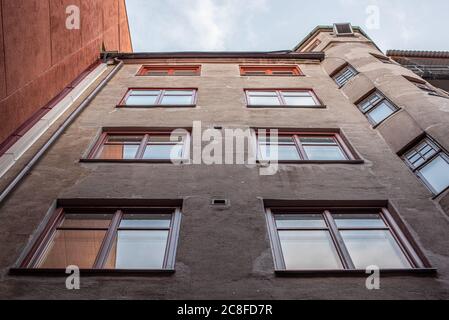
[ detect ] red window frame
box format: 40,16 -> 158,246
240,65 -> 303,76
137,65 -> 201,76
85,129 -> 191,162
254,130 -> 360,163
118,88 -> 198,107
245,89 -> 323,107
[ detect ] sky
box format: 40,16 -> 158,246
125,0 -> 449,53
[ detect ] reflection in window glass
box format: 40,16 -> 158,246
341,230 -> 411,269
160,95 -> 193,105
278,231 -> 343,270
107,230 -> 169,269
249,96 -> 280,106
143,144 -> 183,160
38,230 -> 107,269
333,214 -> 386,228
99,145 -> 139,160
303,145 -> 346,160
126,95 -> 159,106
419,155 -> 449,194
259,145 -> 301,161
275,214 -> 326,228
367,101 -> 395,124
120,214 -> 172,229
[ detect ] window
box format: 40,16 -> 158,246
370,53 -> 394,64
87,130 -> 190,162
405,76 -> 443,96
240,65 -> 303,76
333,23 -> 354,36
246,90 -> 322,107
20,207 -> 181,271
357,91 -> 398,125
256,131 -> 357,162
332,65 -> 358,87
266,207 -> 428,272
137,65 -> 201,76
403,138 -> 449,195
119,89 -> 197,107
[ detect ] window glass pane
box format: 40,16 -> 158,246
367,101 -> 395,124
173,71 -> 197,76
61,214 -> 113,229
107,135 -> 143,144
259,145 -> 301,161
419,155 -> 449,194
333,214 -> 386,228
341,230 -> 411,269
247,91 -> 277,96
38,230 -> 106,269
143,144 -> 183,160
359,93 -> 383,112
126,95 -> 159,106
283,96 -> 317,106
258,136 -> 295,145
120,214 -> 172,229
148,135 -> 183,143
164,90 -> 195,95
300,137 -> 336,145
105,230 -> 169,269
248,96 -> 280,105
98,144 -> 139,159
160,95 -> 193,105
278,231 -> 343,270
130,90 -> 161,96
303,145 -> 346,160
275,214 -> 326,228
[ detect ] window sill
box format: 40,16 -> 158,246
116,104 -> 196,109
275,268 -> 437,278
9,268 -> 176,277
80,159 -> 189,164
258,160 -> 364,165
241,75 -> 305,77
247,105 -> 327,109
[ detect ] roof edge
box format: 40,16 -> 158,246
101,51 -> 325,61
387,50 -> 449,58
293,25 -> 381,53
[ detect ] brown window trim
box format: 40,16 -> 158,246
82,128 -> 191,163
264,202 -> 435,277
136,65 -> 201,76
254,129 -> 363,164
11,203 -> 182,276
370,52 -> 395,64
403,76 -> 449,99
240,65 -> 303,76
400,136 -> 449,197
245,89 -> 325,108
355,89 -> 400,128
117,88 -> 198,108
330,64 -> 358,88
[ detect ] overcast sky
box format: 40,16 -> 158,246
126,0 -> 449,53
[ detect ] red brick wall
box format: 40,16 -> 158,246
0,0 -> 132,145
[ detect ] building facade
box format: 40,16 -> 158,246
0,0 -> 132,164
0,24 -> 448,299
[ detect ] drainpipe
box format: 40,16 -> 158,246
0,59 -> 124,205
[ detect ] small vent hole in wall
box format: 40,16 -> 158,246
211,199 -> 229,206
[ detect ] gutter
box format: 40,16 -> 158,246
0,59 -> 124,205
101,51 -> 325,61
